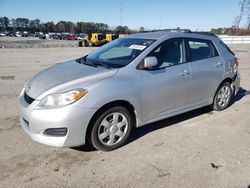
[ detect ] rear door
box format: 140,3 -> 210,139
187,38 -> 224,105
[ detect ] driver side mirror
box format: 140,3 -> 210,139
142,56 -> 158,69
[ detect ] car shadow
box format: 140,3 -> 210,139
72,87 -> 248,152
127,106 -> 213,145
71,141 -> 97,152
127,87 -> 248,145
72,107 -> 214,152
231,87 -> 249,105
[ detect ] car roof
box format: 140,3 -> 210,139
126,31 -> 173,40
125,31 -> 218,41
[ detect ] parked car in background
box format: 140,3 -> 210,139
22,31 -> 30,37
0,32 -> 7,37
77,34 -> 85,40
18,31 -> 240,151
64,34 -> 78,40
7,32 -> 16,37
51,33 -> 63,40
39,34 -> 46,39
15,31 -> 22,37
32,32 -> 40,37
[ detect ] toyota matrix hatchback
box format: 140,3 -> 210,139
18,31 -> 240,151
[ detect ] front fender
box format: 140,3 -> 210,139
74,73 -> 142,126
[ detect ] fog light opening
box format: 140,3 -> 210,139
43,128 -> 68,137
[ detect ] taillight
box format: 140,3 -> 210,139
235,58 -> 240,67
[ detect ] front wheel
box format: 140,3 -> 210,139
90,106 -> 133,151
89,41 -> 94,47
213,82 -> 233,111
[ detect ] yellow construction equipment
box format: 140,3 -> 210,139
79,33 -> 106,47
118,34 -> 126,38
79,33 -> 124,47
105,34 -> 118,42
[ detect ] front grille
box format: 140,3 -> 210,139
43,128 -> 68,137
24,92 -> 35,104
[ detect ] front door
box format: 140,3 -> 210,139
138,38 -> 192,121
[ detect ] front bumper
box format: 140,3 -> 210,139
18,90 -> 97,147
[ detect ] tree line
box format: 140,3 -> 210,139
0,16 -> 131,34
211,27 -> 250,35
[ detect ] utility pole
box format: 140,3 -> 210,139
120,0 -> 123,26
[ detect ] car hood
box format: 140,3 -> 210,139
25,60 -> 118,99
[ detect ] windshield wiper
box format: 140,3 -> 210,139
83,62 -> 98,67
91,62 -> 112,69
77,56 -> 112,69
76,57 -> 97,67
76,56 -> 86,64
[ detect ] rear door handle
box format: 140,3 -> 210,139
214,62 -> 223,67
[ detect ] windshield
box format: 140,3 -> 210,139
86,38 -> 155,68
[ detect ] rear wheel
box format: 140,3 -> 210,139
213,82 -> 232,111
90,106 -> 133,151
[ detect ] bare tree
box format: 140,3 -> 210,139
235,0 -> 247,29
247,0 -> 250,29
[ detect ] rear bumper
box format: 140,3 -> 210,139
233,73 -> 240,95
18,89 -> 97,147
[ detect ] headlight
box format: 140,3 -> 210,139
38,89 -> 88,108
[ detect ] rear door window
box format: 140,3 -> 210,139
188,39 -> 218,62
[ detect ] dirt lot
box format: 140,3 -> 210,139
0,44 -> 250,188
0,37 -> 79,48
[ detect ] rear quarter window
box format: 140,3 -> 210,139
219,40 -> 235,55
188,39 -> 219,62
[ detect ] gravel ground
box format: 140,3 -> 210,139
0,37 -> 79,48
0,44 -> 249,188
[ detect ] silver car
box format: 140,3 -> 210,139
18,31 -> 240,151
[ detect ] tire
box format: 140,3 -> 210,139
89,41 -> 94,47
90,106 -> 133,151
82,40 -> 88,47
213,82 -> 233,111
78,41 -> 83,47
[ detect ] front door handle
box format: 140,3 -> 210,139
179,69 -> 191,76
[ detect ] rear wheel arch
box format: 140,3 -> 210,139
212,77 -> 234,111
215,77 -> 234,95
221,77 -> 233,85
